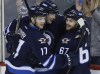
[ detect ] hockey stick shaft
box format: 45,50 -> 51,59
24,0 -> 30,11
15,0 -> 23,34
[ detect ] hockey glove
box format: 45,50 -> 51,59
6,32 -> 20,53
77,18 -> 85,28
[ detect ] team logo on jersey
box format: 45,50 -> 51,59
43,31 -> 54,46
62,38 -> 70,44
38,38 -> 47,44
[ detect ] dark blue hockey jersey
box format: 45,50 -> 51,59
55,25 -> 91,74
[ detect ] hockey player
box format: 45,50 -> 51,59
56,9 -> 91,74
5,6 -> 73,74
40,0 -> 66,53
5,5 -> 37,54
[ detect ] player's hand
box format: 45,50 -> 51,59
6,32 -> 20,53
6,32 -> 20,42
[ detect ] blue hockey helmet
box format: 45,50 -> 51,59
64,9 -> 83,21
40,0 -> 59,14
29,6 -> 47,17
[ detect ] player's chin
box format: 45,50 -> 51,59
66,27 -> 72,31
50,19 -> 54,24
39,25 -> 44,29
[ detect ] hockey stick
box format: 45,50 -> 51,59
24,0 -> 31,16
24,0 -> 30,11
75,25 -> 86,53
15,0 -> 23,34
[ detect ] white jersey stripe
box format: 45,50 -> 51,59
43,55 -> 53,67
49,56 -> 56,69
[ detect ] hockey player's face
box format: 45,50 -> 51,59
66,18 -> 77,30
35,16 -> 46,29
47,13 -> 56,24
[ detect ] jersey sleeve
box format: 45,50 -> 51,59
5,19 -> 17,35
